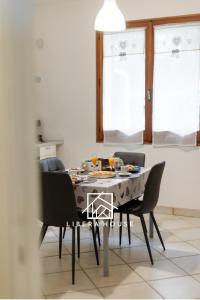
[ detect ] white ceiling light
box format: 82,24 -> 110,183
95,0 -> 126,32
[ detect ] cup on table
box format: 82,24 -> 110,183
69,169 -> 79,176
120,165 -> 129,173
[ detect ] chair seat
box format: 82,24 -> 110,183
78,211 -> 89,222
117,199 -> 142,214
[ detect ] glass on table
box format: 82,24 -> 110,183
108,157 -> 115,171
91,155 -> 98,167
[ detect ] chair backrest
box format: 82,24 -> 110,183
141,161 -> 165,213
40,157 -> 65,172
114,152 -> 145,167
40,172 -> 79,226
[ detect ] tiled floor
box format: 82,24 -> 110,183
40,213 -> 200,299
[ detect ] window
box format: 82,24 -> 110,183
103,28 -> 145,143
96,14 -> 200,145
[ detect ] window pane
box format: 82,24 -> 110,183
103,28 -> 145,143
153,23 -> 200,146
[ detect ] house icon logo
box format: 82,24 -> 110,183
82,192 -> 117,219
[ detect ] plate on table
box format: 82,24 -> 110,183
118,172 -> 131,177
70,168 -> 85,174
70,175 -> 84,184
127,165 -> 141,173
88,171 -> 116,179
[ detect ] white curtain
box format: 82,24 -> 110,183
153,23 -> 200,146
103,28 -> 145,143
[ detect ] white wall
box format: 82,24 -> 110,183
35,0 -> 200,210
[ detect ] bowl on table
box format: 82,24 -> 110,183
127,165 -> 141,173
118,172 -> 131,177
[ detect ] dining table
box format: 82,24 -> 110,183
74,167 -> 152,276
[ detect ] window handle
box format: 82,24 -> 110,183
147,89 -> 152,101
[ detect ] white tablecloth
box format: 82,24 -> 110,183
74,168 -> 150,210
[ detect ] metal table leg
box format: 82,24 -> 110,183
103,221 -> 109,276
149,212 -> 154,238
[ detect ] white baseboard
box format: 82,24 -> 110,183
156,206 -> 200,218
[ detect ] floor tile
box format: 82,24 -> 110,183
78,250 -> 125,269
99,282 -> 161,299
40,242 -> 69,257
64,238 -> 98,253
188,239 -> 200,250
108,231 -> 145,248
42,255 -> 80,274
131,221 -> 169,234
85,264 -> 143,288
156,242 -> 200,258
172,255 -> 200,274
130,259 -> 185,281
159,219 -> 194,231
173,227 -> 200,241
155,213 -> 180,222
130,222 -> 154,234
43,229 -> 58,243
114,245 -> 165,263
43,271 -> 95,295
149,276 -> 200,299
180,216 -> 200,226
136,230 -> 182,245
45,289 -> 103,299
51,226 -> 60,236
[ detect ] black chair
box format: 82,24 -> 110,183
40,172 -> 99,284
40,157 -> 67,258
118,161 -> 166,265
114,152 -> 145,167
40,157 -> 101,253
113,152 -> 145,244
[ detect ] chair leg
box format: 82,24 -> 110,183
150,211 -> 165,251
112,213 -> 114,228
39,223 -> 48,246
77,226 -> 80,258
119,212 -> 122,245
108,219 -> 111,234
72,226 -> 76,285
91,220 -> 99,265
59,227 -> 62,259
96,220 -> 101,246
140,215 -> 154,265
127,213 -> 131,245
63,226 -> 66,239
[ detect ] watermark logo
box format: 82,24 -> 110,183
82,192 -> 118,219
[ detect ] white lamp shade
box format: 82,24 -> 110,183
95,0 -> 126,32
